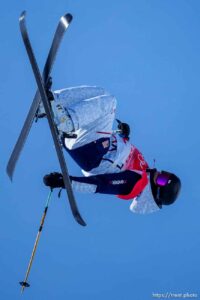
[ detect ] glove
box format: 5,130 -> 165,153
116,119 -> 130,139
43,172 -> 64,188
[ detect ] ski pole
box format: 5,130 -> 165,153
19,189 -> 53,293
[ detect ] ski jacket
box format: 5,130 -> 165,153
66,133 -> 150,200
65,133 -> 148,174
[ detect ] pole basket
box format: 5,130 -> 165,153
19,281 -> 30,288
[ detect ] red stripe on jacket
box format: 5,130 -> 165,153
118,145 -> 149,200
118,171 -> 148,200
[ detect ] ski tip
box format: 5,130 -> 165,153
19,281 -> 30,288
61,13 -> 73,27
8,174 -> 13,182
19,10 -> 26,21
66,13 -> 73,23
75,214 -> 87,227
6,161 -> 14,181
6,166 -> 13,182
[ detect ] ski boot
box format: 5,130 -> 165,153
52,103 -> 77,138
35,76 -> 54,120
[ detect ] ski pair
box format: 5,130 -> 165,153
7,11 -> 86,226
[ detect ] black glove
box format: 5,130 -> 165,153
43,172 -> 64,188
116,119 -> 130,139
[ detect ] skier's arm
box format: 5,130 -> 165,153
44,171 -> 141,196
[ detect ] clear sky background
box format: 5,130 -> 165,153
1,1 -> 200,299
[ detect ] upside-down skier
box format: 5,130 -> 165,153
41,83 -> 181,214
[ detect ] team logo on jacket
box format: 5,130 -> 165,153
110,180 -> 127,185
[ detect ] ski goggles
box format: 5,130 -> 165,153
146,169 -> 172,208
155,172 -> 171,187
155,172 -> 171,208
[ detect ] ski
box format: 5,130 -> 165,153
18,11 -> 86,226
7,13 -> 73,180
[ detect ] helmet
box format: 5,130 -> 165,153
148,169 -> 181,208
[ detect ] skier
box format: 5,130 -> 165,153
41,84 -> 181,214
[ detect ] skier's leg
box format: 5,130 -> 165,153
62,93 -> 117,149
52,86 -> 116,139
38,84 -> 116,151
67,93 -> 116,130
53,86 -> 109,107
37,85 -> 107,118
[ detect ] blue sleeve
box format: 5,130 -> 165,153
70,170 -> 141,195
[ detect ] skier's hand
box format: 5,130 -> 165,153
116,119 -> 130,139
43,172 -> 64,188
